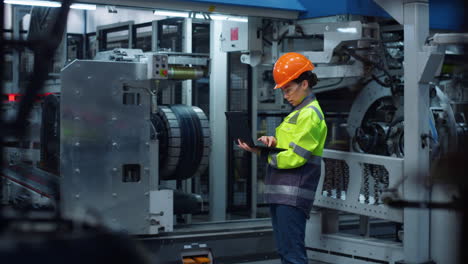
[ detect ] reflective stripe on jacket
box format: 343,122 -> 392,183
264,94 -> 327,215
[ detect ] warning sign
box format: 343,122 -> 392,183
230,27 -> 239,41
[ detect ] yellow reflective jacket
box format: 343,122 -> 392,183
268,95 -> 327,169
263,94 -> 327,214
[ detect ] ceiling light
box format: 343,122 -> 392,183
4,0 -> 97,10
70,3 -> 96,10
4,0 -> 61,7
337,27 -> 357,33
153,10 -> 189,18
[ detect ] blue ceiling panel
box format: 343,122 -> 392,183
174,0 -> 306,12
298,0 -> 389,19
429,0 -> 465,31
297,0 -> 464,31
173,0 -> 464,31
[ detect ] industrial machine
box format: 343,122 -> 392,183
59,49 -> 211,234
2,48 -> 212,233
217,2 -> 466,263
1,1 -> 467,264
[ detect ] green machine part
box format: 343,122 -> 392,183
167,66 -> 206,80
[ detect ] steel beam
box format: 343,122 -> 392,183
375,0 -> 433,262
182,18 -> 193,224
250,66 -> 258,219
402,1 -> 431,263
182,18 -> 193,106
209,20 -> 227,221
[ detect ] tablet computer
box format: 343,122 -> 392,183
225,111 -> 286,152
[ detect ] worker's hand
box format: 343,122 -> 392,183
257,136 -> 277,147
237,139 -> 260,155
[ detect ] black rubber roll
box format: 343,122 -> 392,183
152,105 -> 210,181
170,105 -> 204,179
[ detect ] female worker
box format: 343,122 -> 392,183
238,52 -> 328,264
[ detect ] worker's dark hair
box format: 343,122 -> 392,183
292,71 -> 318,88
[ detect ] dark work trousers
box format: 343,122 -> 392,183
270,204 -> 307,264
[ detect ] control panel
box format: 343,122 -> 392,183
147,54 -> 169,79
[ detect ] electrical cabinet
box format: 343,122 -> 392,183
221,18 -> 262,52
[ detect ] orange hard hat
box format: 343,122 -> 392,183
273,52 -> 315,89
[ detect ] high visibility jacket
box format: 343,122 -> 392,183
263,94 -> 327,215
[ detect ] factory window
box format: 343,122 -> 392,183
157,18 -> 183,52
122,164 -> 141,182
135,23 -> 153,52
